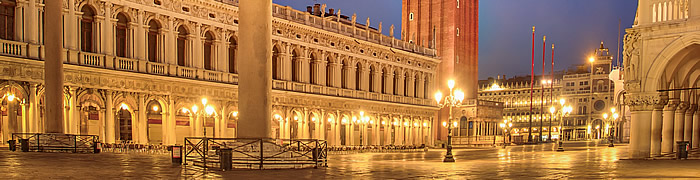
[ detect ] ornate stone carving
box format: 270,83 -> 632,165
623,30 -> 640,81
625,92 -> 661,111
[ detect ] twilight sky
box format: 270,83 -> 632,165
272,0 -> 638,79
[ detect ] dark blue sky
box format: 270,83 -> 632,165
273,0 -> 638,79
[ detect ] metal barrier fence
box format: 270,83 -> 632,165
100,142 -> 170,154
10,133 -> 99,153
183,137 -> 327,170
327,145 -> 426,155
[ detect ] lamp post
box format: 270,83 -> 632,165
435,80 -> 465,163
551,99 -> 572,152
499,119 -> 512,148
603,108 -> 619,147
588,56 -> 595,140
193,98 -> 217,138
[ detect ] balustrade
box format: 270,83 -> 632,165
80,52 -> 104,67
203,70 -> 223,82
115,57 -> 137,71
0,39 -> 27,57
147,62 -> 167,75
178,66 -> 197,79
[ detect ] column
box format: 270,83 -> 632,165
161,105 -> 169,144
103,2 -> 114,56
627,92 -> 657,159
662,100 -> 678,154
684,104 -> 696,142
45,0 -> 64,133
674,102 -> 688,152
220,106 -> 228,138
238,0 -> 273,138
650,94 -> 668,156
137,94 -> 147,144
68,87 -> 78,134
105,90 -> 115,143
693,110 -> 700,148
417,75 -> 425,98
136,11 -> 146,61
27,83 -> 37,132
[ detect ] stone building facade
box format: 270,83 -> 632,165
0,0 -> 440,147
477,43 -> 617,143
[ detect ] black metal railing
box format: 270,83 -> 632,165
11,133 -> 100,153
183,137 -> 327,170
327,145 -> 426,155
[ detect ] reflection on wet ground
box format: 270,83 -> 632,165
2,141 -> 700,179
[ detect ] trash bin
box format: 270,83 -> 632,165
219,148 -> 232,171
19,139 -> 29,152
93,142 -> 102,154
171,145 -> 183,164
676,141 -> 690,159
7,140 -> 16,151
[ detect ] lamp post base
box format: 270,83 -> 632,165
557,141 -> 564,152
443,155 -> 455,162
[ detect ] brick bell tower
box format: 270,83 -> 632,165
402,0 -> 478,142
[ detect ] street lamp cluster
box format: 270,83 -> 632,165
602,108 -> 619,147
550,99 -> 572,151
435,80 -> 465,163
180,98 -> 219,137
499,119 -> 513,148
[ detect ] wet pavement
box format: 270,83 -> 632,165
2,141 -> 700,179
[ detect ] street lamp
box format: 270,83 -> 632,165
193,98 -> 217,138
499,119 -> 513,148
551,98 -> 572,152
603,108 -> 619,147
435,80 -> 465,163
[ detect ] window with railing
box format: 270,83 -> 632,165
0,0 -> 15,40
148,20 -> 161,62
115,13 -> 129,58
81,6 -> 96,53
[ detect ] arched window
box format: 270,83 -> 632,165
369,66 -> 375,92
309,53 -> 317,84
81,6 -> 95,52
393,70 -> 399,95
272,46 -> 280,79
414,74 -> 420,97
115,13 -> 129,58
0,0 -> 15,40
424,75 -> 429,98
147,20 -> 161,62
381,68 -> 387,94
177,26 -> 188,66
404,72 -> 409,96
325,57 -> 332,86
292,50 -> 300,82
355,63 -> 362,90
229,37 -> 237,73
341,60 -> 349,89
204,31 -> 215,70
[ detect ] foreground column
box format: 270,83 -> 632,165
44,0 -> 64,133
627,93 -> 657,159
674,102 -> 688,152
693,110 -> 700,148
662,100 -> 678,154
237,0 -> 273,138
650,94 -> 668,156
685,105 -> 696,143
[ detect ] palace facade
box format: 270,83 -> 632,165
0,0 -> 440,147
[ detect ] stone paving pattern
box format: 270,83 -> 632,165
2,141 -> 700,179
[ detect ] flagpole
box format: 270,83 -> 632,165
540,36 -> 546,142
529,26 -> 535,143
550,43 -> 555,142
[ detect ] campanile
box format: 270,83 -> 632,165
402,0 -> 478,141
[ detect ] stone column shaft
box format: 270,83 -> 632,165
105,90 -> 115,143
44,0 -> 64,133
238,0 -> 273,138
684,105 -> 696,142
693,111 -> 700,148
651,107 -> 664,156
674,103 -> 688,152
662,101 -> 678,154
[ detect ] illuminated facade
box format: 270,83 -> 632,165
478,43 -> 616,143
0,0 -> 440,147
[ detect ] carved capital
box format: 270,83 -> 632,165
677,102 -> 689,112
654,92 -> 669,109
665,99 -> 679,111
625,92 -> 661,111
686,104 -> 697,115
